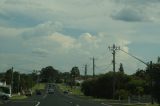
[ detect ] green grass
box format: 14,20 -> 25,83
11,95 -> 27,100
58,83 -> 83,96
11,83 -> 45,100
32,83 -> 45,93
145,104 -> 159,106
58,84 -> 158,106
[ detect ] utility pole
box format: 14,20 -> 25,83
85,64 -> 87,79
91,57 -> 96,77
18,73 -> 21,94
11,67 -> 13,94
150,61 -> 154,104
108,44 -> 120,99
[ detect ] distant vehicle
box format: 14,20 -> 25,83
63,90 -> 69,94
47,83 -> 55,89
0,86 -> 11,100
36,90 -> 42,95
47,88 -> 54,94
25,89 -> 32,96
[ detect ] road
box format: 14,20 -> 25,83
1,87 -> 110,106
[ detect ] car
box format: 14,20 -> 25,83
36,90 -> 42,95
25,89 -> 32,96
63,90 -> 69,94
0,86 -> 11,100
47,88 -> 54,94
47,83 -> 55,89
0,92 -> 10,100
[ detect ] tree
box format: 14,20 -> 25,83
70,67 -> 80,78
12,71 -> 20,93
150,63 -> 160,103
40,66 -> 59,83
119,63 -> 124,73
70,66 -> 80,87
5,68 -> 13,85
157,56 -> 160,64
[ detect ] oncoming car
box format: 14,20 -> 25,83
0,86 -> 11,100
47,88 -> 54,94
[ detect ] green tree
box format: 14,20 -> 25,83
151,63 -> 160,103
157,56 -> 160,64
5,68 -> 13,85
119,63 -> 124,73
40,66 -> 59,82
70,66 -> 80,87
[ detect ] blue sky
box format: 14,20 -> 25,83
0,0 -> 160,75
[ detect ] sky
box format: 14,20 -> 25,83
0,0 -> 160,75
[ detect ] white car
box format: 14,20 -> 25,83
47,88 -> 54,94
0,86 -> 11,100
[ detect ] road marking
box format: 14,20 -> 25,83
35,101 -> 40,106
43,94 -> 47,99
101,102 -> 112,106
69,101 -> 72,104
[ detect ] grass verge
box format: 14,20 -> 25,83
32,83 -> 45,93
11,95 -> 27,100
11,83 -> 45,100
57,83 -> 83,96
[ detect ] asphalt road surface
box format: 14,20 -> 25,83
2,87 -> 110,106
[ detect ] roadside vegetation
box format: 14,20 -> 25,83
58,83 -> 83,96
32,83 -> 45,93
11,95 -> 27,100
1,57 -> 160,105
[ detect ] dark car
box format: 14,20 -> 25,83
36,90 -> 42,95
63,90 -> 69,94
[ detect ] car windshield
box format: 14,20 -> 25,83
0,87 -> 10,94
0,0 -> 160,106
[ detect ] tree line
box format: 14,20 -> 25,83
0,66 -> 60,93
81,59 -> 160,104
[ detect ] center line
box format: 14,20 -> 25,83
35,101 -> 40,106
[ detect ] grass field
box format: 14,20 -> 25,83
11,95 -> 27,100
11,83 -> 45,100
32,83 -> 46,93
57,83 -> 160,106
58,83 -> 83,96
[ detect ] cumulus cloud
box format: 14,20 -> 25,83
0,0 -> 160,74
32,48 -> 49,57
111,8 -> 148,22
48,32 -> 80,49
22,21 -> 62,39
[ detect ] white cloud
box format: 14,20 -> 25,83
48,32 -> 79,49
32,48 -> 49,57
22,21 -> 62,39
0,0 -> 160,74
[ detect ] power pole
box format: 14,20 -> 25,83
150,61 -> 154,104
18,73 -> 21,94
11,67 -> 13,94
108,44 -> 120,99
91,57 -> 96,77
85,64 -> 87,79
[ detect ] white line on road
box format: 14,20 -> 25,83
101,102 -> 112,106
43,94 -> 47,99
35,101 -> 40,106
69,101 -> 72,104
